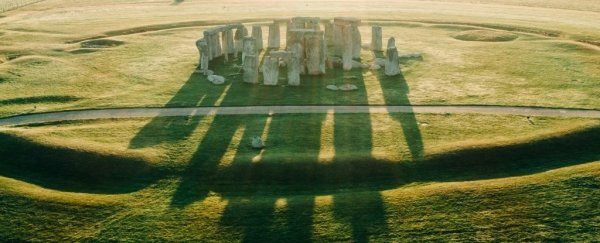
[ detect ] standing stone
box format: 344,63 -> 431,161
385,46 -> 400,76
262,56 -> 279,85
196,39 -> 209,74
221,31 -> 230,62
287,43 -> 302,86
320,36 -> 327,74
371,25 -> 382,51
323,20 -> 334,46
342,25 -> 353,71
268,23 -> 280,49
387,37 -> 396,49
242,37 -> 257,65
234,26 -> 248,58
243,55 -> 258,84
351,25 -> 361,59
333,24 -> 343,56
305,30 -> 325,75
225,28 -> 235,54
252,25 -> 263,51
212,33 -> 222,58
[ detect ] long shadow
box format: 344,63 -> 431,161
333,191 -> 389,242
129,56 -> 237,149
374,51 -> 424,159
217,112 -> 324,242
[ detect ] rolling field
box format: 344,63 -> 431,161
0,0 -> 599,241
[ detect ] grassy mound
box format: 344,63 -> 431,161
0,132 -> 157,193
80,39 -> 124,48
179,124 -> 600,189
452,30 -> 519,42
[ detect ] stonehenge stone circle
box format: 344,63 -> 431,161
196,17 -> 406,87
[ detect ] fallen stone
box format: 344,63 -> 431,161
207,75 -> 225,85
251,136 -> 265,149
326,85 -> 339,91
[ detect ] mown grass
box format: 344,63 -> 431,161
0,1 -> 599,117
0,113 -> 598,240
1,0 -> 599,241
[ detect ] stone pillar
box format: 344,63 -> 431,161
243,55 -> 259,83
262,56 -> 279,85
221,31 -> 229,62
342,25 -> 353,71
352,25 -> 361,59
213,33 -> 222,58
387,37 -> 396,49
333,24 -> 343,56
305,30 -> 325,75
242,37 -> 257,66
371,25 -> 382,51
323,20 -> 334,46
287,43 -> 302,86
203,31 -> 213,60
225,28 -> 235,54
268,23 -> 280,49
252,25 -> 263,51
196,38 -> 209,73
287,29 -> 304,47
385,46 -> 400,76
234,26 -> 248,59
320,36 -> 327,74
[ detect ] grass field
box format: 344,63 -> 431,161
0,0 -> 599,241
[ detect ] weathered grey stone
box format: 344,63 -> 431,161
322,20 -> 334,46
243,55 -> 258,83
334,17 -> 361,59
268,23 -> 280,49
251,136 -> 265,149
371,25 -> 382,51
252,25 -> 263,50
291,17 -> 321,30
221,30 -> 231,61
208,74 -> 225,85
385,46 -> 400,76
234,26 -> 248,59
287,43 -> 302,86
326,85 -> 339,91
333,23 -> 343,55
196,38 -> 209,73
351,25 -> 361,59
305,30 -> 325,75
262,56 -> 279,85
242,37 -> 257,65
342,25 -> 353,70
387,37 -> 396,49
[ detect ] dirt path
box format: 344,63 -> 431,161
0,105 -> 598,126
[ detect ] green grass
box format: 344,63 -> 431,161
1,0 -> 600,241
0,113 -> 598,241
0,1 -> 599,117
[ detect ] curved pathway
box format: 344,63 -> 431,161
1,105 -> 599,126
